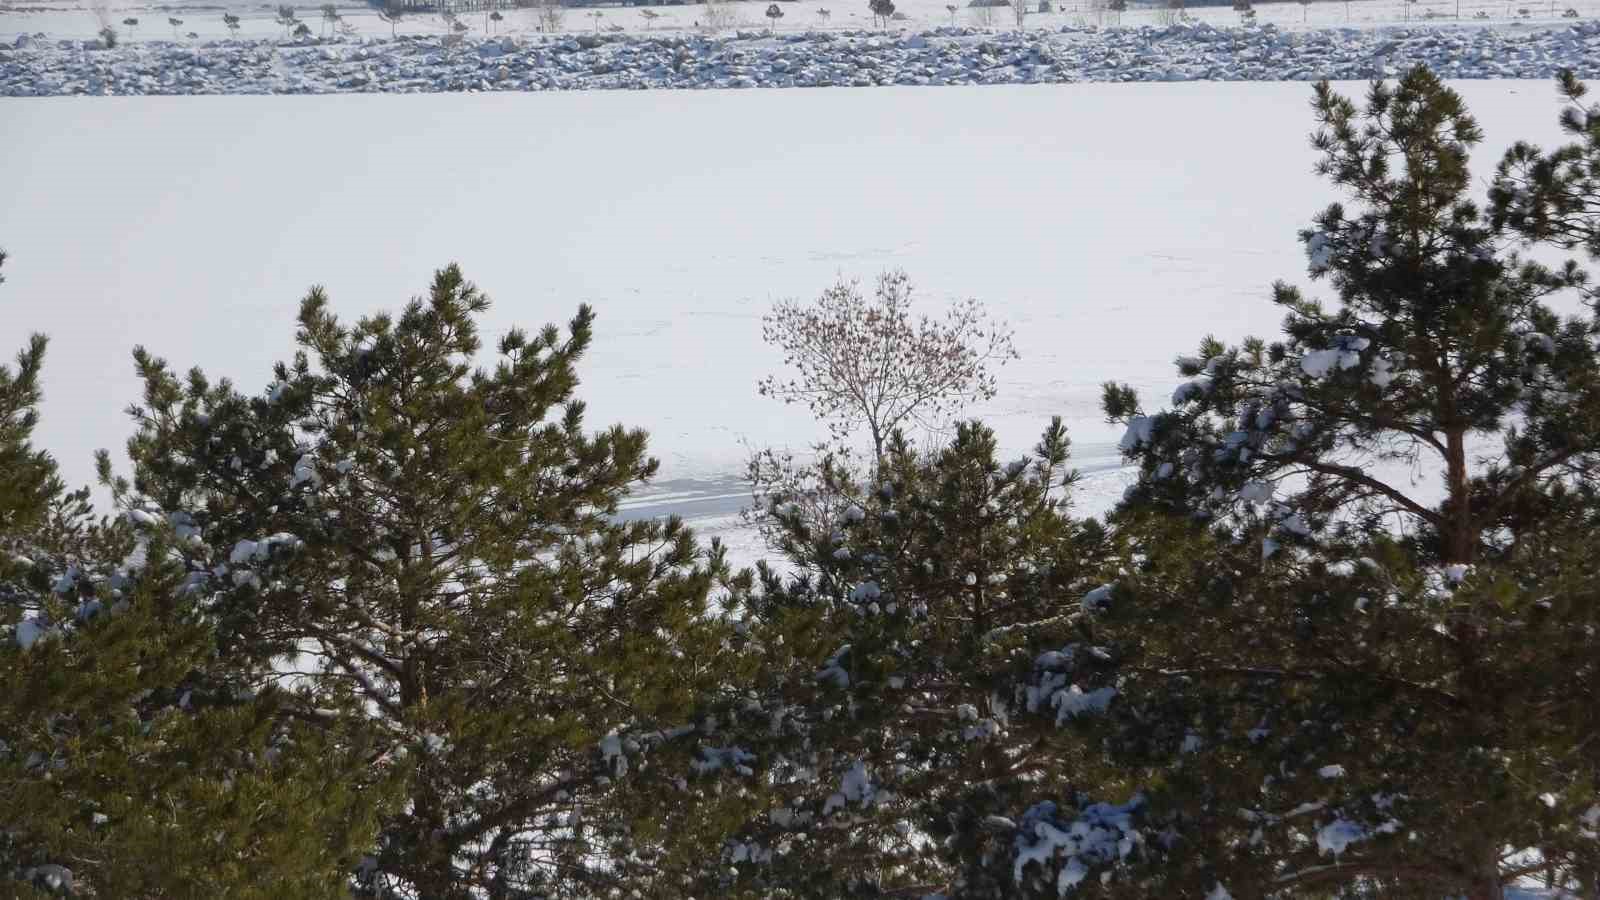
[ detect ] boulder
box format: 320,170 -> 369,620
13,34 -> 32,49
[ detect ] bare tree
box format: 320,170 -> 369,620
701,0 -> 737,31
376,5 -> 402,37
440,8 -> 469,35
89,0 -> 112,35
320,3 -> 337,35
765,2 -> 784,28
945,2 -> 958,22
168,16 -> 183,37
817,6 -> 832,23
275,5 -> 298,37
223,12 -> 242,36
868,0 -> 895,28
639,8 -> 660,27
489,8 -> 503,30
121,16 -> 138,38
1297,0 -> 1310,20
757,271 -> 1018,461
536,0 -> 564,32
1013,0 -> 1027,29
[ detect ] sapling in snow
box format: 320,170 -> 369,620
377,5 -> 402,37
869,0 -> 896,29
757,270 -> 1017,465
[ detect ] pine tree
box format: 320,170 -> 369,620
1103,66 -> 1599,568
115,264 -> 751,897
694,420 -> 1112,898
1,255 -> 396,895
1494,71 -> 1600,267
959,68 -> 1600,899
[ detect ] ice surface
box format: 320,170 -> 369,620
0,82 -> 1567,570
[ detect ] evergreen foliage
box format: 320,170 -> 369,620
114,265 -> 752,897
973,67 -> 1600,899
699,421 -> 1111,898
1103,67 -> 1599,567
1,257 -> 395,897
4,67 -> 1600,900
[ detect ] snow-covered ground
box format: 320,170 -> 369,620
6,18 -> 1600,94
0,81 -> 1573,565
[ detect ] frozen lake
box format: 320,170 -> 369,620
0,81 -> 1570,561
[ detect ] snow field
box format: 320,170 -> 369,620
0,81 -> 1575,566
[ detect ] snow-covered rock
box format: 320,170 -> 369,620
5,22 -> 1600,96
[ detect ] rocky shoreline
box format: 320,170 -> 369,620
5,20 -> 1599,96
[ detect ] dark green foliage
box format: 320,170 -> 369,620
0,274 -> 395,894
703,421 -> 1112,898
1104,67 -> 1600,566
116,264 -> 749,897
1023,68 -> 1600,899
1001,514 -> 1600,899
1494,70 -> 1600,260
2,565 -> 399,898
0,337 -> 64,546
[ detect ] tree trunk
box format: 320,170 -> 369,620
1443,426 -> 1474,563
1465,871 -> 1505,900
